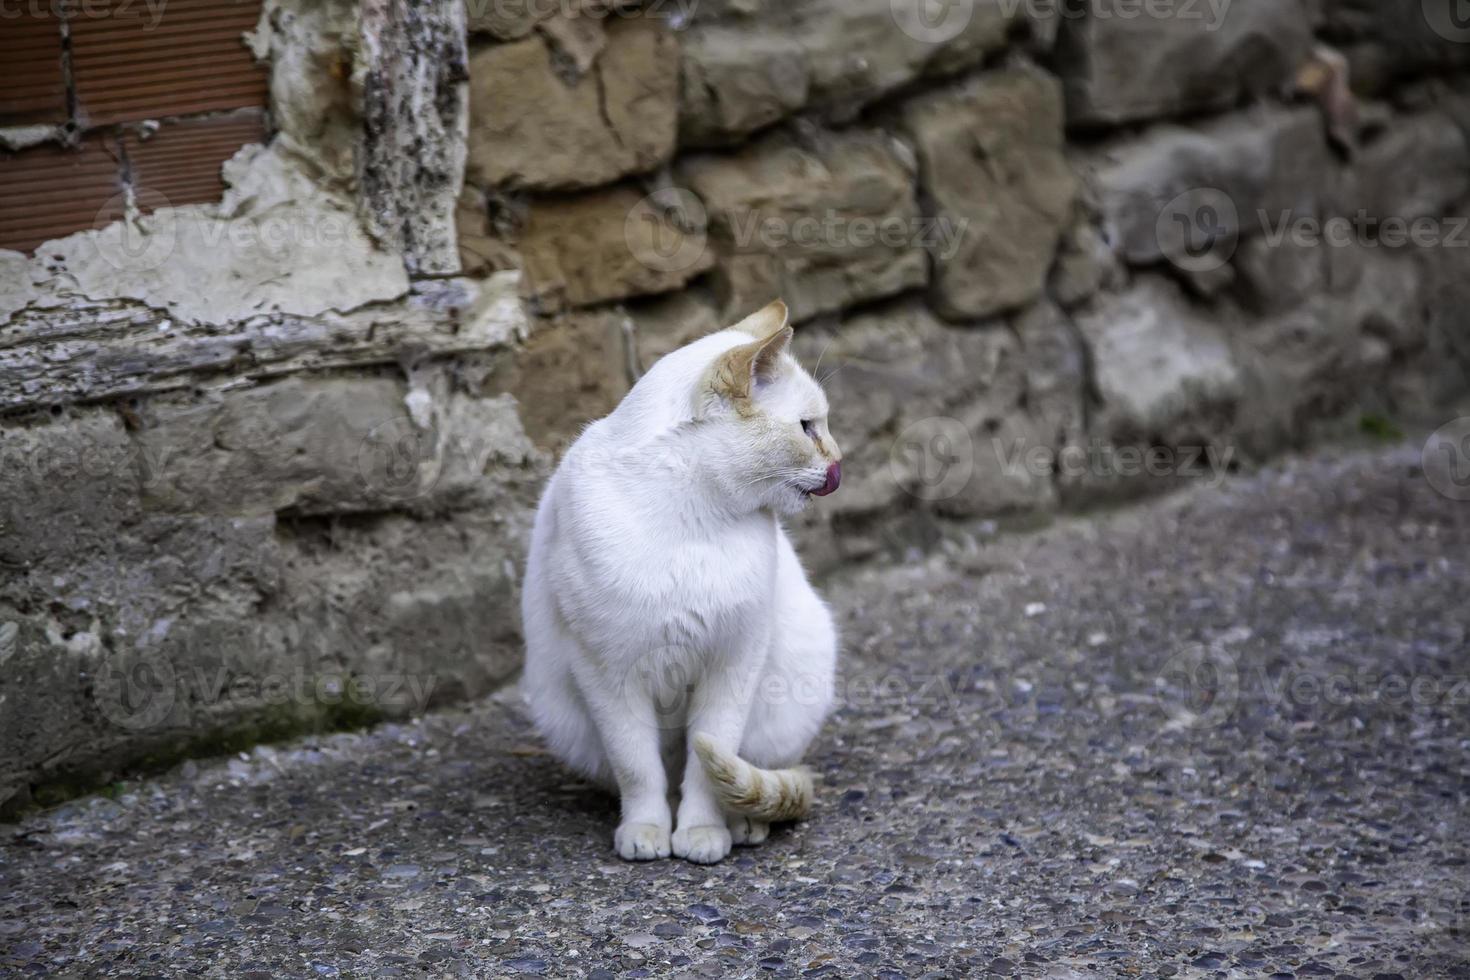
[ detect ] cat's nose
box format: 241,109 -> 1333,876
811,461 -> 841,497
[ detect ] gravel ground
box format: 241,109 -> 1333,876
2,443 -> 1468,979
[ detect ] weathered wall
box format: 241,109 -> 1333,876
3,0 -> 1470,812
0,0 -> 537,814
458,0 -> 1470,570
0,0 -> 271,253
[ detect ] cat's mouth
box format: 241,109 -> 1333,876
802,461 -> 841,497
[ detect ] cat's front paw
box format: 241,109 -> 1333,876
672,824 -> 732,864
727,815 -> 769,846
614,822 -> 671,861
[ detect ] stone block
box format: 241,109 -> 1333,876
791,302 -> 1045,524
1073,275 -> 1242,436
675,0 -> 1019,137
1091,107 -> 1332,267
1057,0 -> 1313,127
516,185 -> 714,310
626,288 -> 724,374
794,0 -> 1017,121
1015,300 -> 1087,448
1322,0 -> 1470,88
680,129 -> 928,323
904,64 -> 1077,319
467,16 -> 677,190
677,24 -> 809,147
1351,111 -> 1470,221
490,309 -> 634,451
0,400 -> 533,811
131,375 -> 536,517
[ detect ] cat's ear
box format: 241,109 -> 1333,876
728,299 -> 789,339
747,323 -> 794,385
711,320 -> 793,402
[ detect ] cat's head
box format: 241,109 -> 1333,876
693,300 -> 842,515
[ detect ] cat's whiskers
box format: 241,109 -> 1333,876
810,331 -> 840,383
730,467 -> 818,492
817,364 -> 845,387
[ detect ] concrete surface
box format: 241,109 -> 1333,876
2,442 -> 1467,978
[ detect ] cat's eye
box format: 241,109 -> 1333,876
801,419 -> 818,441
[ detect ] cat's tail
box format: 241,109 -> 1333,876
692,733 -> 814,822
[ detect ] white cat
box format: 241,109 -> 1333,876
520,300 -> 841,864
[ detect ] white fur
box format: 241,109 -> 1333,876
521,303 -> 839,864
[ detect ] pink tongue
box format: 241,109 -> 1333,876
811,461 -> 841,497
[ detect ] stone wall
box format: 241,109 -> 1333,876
3,0 -> 1469,812
0,0 -> 539,814
458,0 -> 1470,566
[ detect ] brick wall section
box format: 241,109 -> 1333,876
121,112 -> 269,208
0,8 -> 68,126
69,0 -> 267,124
0,136 -> 120,256
0,0 -> 268,252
